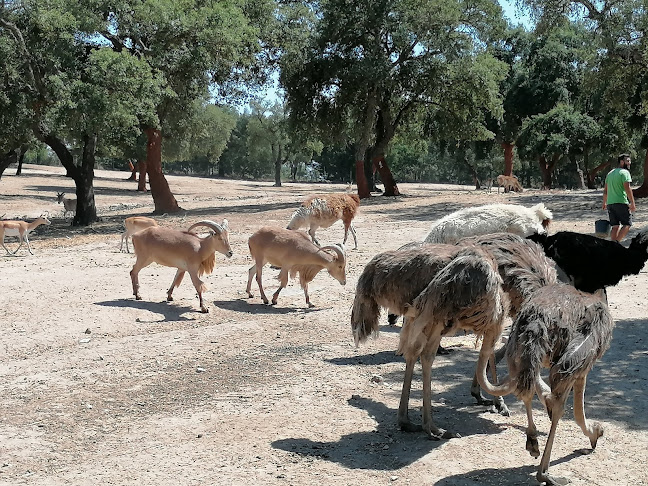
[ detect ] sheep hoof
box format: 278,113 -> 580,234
135,295 -> 142,301
200,307 -> 209,313
262,299 -> 269,305
167,296 -> 174,302
271,300 -> 278,305
246,293 -> 253,299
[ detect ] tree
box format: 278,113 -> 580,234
517,104 -> 600,188
282,0 -> 508,199
523,0 -> 648,196
82,0 -> 273,213
1,2 -> 162,225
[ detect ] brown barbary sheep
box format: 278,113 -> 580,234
246,226 -> 346,307
287,193 -> 360,249
130,219 -> 232,313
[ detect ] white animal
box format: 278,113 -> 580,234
0,216 -> 51,255
120,216 -> 158,253
287,193 -> 360,249
246,226 -> 347,307
424,203 -> 552,244
130,219 -> 232,313
56,192 -> 76,220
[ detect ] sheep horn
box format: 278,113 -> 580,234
187,220 -> 225,234
320,244 -> 346,262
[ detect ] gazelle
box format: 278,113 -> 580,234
0,216 -> 51,255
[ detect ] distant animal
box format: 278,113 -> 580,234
56,192 -> 76,220
130,219 -> 232,313
479,284 -> 613,486
424,203 -> 552,244
528,228 -> 648,293
0,216 -> 51,255
120,216 -> 158,253
495,174 -> 523,193
287,193 -> 360,249
352,245 -> 510,434
246,226 -> 346,307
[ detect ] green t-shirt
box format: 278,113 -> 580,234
605,167 -> 632,204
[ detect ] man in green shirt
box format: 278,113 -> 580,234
603,153 -> 636,241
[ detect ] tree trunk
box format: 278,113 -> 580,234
71,134 -> 99,226
137,160 -> 147,191
587,159 -> 611,189
0,149 -> 18,179
41,132 -> 98,225
632,147 -> 648,198
127,160 -> 137,181
372,155 -> 400,196
570,153 -> 586,189
501,142 -> 514,176
538,156 -> 552,189
145,127 -> 181,214
16,145 -> 26,175
273,144 -> 282,187
355,159 -> 370,198
538,154 -> 561,189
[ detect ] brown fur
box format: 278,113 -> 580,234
496,174 -> 523,193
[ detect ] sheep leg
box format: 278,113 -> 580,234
421,336 -> 459,440
308,226 -> 321,246
572,375 -> 603,450
397,356 -> 423,433
302,282 -> 315,308
167,269 -> 185,302
188,272 -> 208,313
537,391 -> 570,486
246,265 -> 256,298
254,263 -> 269,304
130,257 -> 151,300
271,268 -> 289,305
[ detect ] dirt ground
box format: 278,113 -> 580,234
1,164 -> 646,486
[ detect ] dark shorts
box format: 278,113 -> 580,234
608,203 -> 632,227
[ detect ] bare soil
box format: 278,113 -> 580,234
1,165 -> 646,486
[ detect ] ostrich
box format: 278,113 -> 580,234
352,245 -> 509,438
478,284 -> 614,486
528,228 -> 648,293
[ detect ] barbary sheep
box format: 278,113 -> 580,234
130,219 -> 232,313
120,216 -> 158,253
286,193 -> 360,249
528,228 -> 648,293
56,192 -> 76,220
478,285 -> 613,486
495,174 -> 523,193
246,227 -> 346,307
423,203 -> 552,244
0,216 -> 51,255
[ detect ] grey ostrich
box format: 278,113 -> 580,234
479,284 -> 614,486
352,246 -> 509,439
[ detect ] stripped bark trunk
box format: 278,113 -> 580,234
145,127 -> 180,213
137,160 -> 147,191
